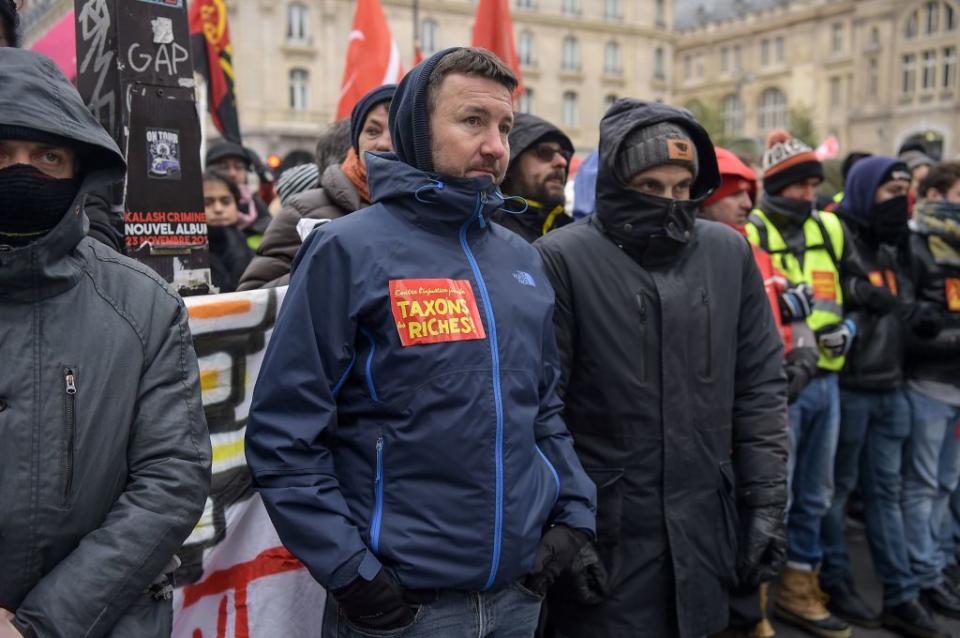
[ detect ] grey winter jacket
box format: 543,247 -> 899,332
0,49 -> 211,638
237,164 -> 362,290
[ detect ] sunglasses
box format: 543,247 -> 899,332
532,143 -> 573,164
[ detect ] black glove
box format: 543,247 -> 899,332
525,525 -> 590,596
567,540 -> 609,605
785,347 -> 819,403
815,320 -> 856,359
737,507 -> 787,588
852,279 -> 898,314
908,302 -> 945,339
332,569 -> 415,630
778,283 -> 815,322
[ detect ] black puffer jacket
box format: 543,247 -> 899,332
907,225 -> 960,386
535,100 -> 788,638
837,216 -> 914,391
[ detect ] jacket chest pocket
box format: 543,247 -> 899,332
695,288 -> 713,381
635,293 -> 649,383
59,365 -> 78,508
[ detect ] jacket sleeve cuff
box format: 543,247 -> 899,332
327,549 -> 383,591
553,505 -> 597,541
12,616 -> 37,638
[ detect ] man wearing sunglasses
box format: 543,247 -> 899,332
495,113 -> 575,243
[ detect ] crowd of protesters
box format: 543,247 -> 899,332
2,5 -> 960,635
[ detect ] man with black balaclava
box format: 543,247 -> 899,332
0,0 -> 18,48
818,157 -> 949,638
495,113 -> 574,243
747,129 -> 875,638
535,99 -> 788,638
0,49 -> 210,638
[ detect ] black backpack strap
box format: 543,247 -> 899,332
810,211 -> 840,269
747,214 -> 770,252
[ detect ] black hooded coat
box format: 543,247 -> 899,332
534,100 -> 788,638
494,113 -> 574,243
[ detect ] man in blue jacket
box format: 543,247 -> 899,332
246,47 -> 597,638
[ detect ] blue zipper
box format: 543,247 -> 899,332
536,445 -> 561,506
371,435 -> 384,553
360,327 -> 379,401
460,193 -> 505,591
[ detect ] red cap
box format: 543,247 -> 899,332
704,147 -> 757,207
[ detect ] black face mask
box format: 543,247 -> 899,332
762,194 -> 814,226
598,190 -> 698,263
872,195 -> 910,244
0,164 -> 81,247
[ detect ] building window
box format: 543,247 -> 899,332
831,23 -> 843,54
605,93 -> 619,111
562,0 -> 579,16
926,1 -> 940,33
868,57 -> 879,97
775,36 -> 785,63
761,38 -> 770,66
902,53 -> 917,94
758,87 -> 787,131
722,94 -> 744,135
684,54 -> 692,79
655,0 -> 666,27
562,36 -> 579,71
518,30 -> 534,67
721,46 -> 730,73
870,27 -> 880,47
289,68 -> 309,111
515,0 -> 534,7
695,54 -> 704,78
654,47 -> 665,80
948,3 -> 957,30
923,49 -> 938,90
421,19 -> 438,56
604,0 -> 620,20
287,2 -> 308,42
945,46 -> 958,88
906,11 -> 919,38
604,41 -> 622,74
830,76 -> 842,107
734,44 -> 743,71
563,91 -> 578,128
518,87 -> 534,114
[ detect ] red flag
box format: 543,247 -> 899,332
471,0 -> 523,97
336,0 -> 404,120
189,0 -> 242,144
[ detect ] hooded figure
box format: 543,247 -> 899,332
0,49 -> 210,637
495,112 -> 575,242
238,84 -> 396,290
535,99 -> 788,638
245,48 -> 595,638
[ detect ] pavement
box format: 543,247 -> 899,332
773,525 -> 960,637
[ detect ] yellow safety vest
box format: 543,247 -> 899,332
746,209 -> 846,371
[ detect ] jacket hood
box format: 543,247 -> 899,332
0,49 -> 125,189
388,48 -> 462,173
840,155 -> 901,222
597,100 -> 719,203
506,113 -> 574,174
366,152 -> 509,231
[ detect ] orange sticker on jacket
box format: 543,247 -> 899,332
946,278 -> 960,312
389,279 -> 487,346
885,269 -> 899,296
869,271 -> 885,288
811,271 -> 837,300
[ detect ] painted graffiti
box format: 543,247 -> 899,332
77,0 -> 116,135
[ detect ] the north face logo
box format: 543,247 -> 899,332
513,271 -> 536,287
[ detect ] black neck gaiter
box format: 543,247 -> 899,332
0,164 -> 81,247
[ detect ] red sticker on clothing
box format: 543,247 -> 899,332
811,271 -> 837,300
885,269 -> 899,296
868,271 -> 885,288
389,279 -> 487,346
946,278 -> 960,312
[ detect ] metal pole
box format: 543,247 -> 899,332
412,0 -> 420,59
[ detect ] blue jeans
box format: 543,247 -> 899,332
821,389 -> 916,606
787,374 -> 841,569
322,581 -> 542,638
903,390 -> 960,589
